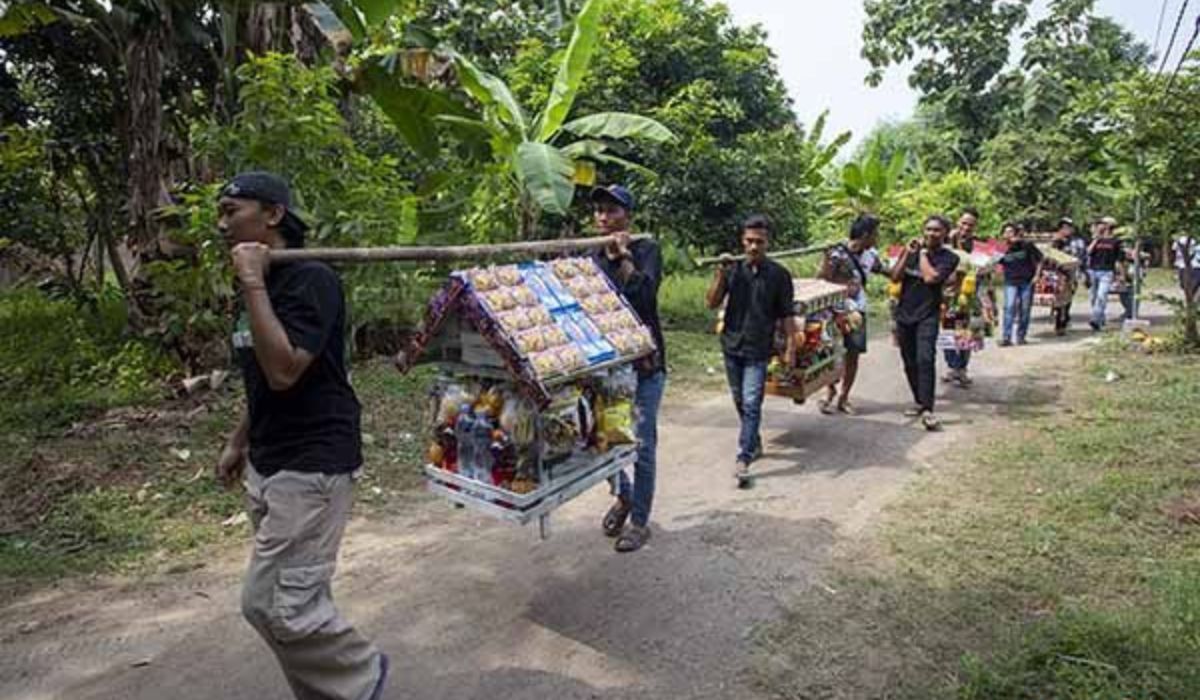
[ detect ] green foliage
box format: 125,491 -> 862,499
0,289 -> 174,429
448,0 -> 675,236
894,170 -> 1000,239
171,53 -> 421,355
862,0 -> 1032,156
826,141 -> 909,224
503,0 -> 833,249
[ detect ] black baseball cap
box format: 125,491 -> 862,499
219,171 -> 309,243
590,184 -> 635,212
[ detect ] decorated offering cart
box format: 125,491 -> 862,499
395,256 -> 656,538
714,278 -> 849,403
938,247 -> 999,353
1034,245 -> 1081,309
765,280 -> 849,403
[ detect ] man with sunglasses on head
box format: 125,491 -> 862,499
889,215 -> 961,431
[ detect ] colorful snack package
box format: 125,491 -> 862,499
496,265 -> 523,286
468,268 -> 499,292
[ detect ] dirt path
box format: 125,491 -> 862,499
0,313 -> 1117,700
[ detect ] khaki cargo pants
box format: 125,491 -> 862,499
242,465 -> 382,700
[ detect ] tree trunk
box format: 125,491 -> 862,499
125,12 -> 171,258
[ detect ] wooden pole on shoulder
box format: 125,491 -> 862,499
695,242 -> 837,267
268,234 -> 652,264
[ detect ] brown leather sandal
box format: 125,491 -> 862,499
615,524 -> 651,553
602,498 -> 631,538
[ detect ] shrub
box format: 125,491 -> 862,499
0,289 -> 174,429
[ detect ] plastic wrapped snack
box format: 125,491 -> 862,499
511,285 -> 538,308
468,268 -> 499,292
596,397 -> 636,451
551,259 -> 582,279
497,308 -> 534,334
528,307 -> 553,326
593,310 -> 638,334
496,265 -> 523,286
564,276 -> 594,299
515,328 -> 550,354
482,288 -> 519,313
529,349 -> 566,377
555,345 -> 588,372
580,296 -> 607,315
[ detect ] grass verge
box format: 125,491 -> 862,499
751,344 -> 1200,699
0,359 -> 430,593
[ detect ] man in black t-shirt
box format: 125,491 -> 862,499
1086,216 -> 1126,331
999,223 -> 1044,346
214,172 -> 387,700
706,215 -> 796,483
590,185 -> 665,554
890,215 -> 960,431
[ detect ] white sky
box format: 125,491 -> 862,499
722,0 -> 1171,146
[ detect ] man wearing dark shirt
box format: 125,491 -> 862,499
214,172 -> 387,700
1050,218 -> 1079,335
890,215 -> 960,431
1086,216 -> 1125,331
999,222 -> 1044,346
706,215 -> 797,483
591,185 -> 665,554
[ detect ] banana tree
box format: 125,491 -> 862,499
444,0 -> 675,237
826,141 -> 909,219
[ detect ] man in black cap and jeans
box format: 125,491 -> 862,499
214,171 -> 388,700
591,184 -> 666,554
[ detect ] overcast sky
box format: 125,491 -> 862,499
721,0 -> 1171,146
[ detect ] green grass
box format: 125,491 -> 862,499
0,358 -> 433,592
751,345 -> 1200,699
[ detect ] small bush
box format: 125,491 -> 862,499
0,288 -> 174,429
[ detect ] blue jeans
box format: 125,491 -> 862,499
1119,289 -> 1134,320
943,349 -> 971,370
723,354 -> 768,464
1003,281 -> 1034,342
1089,270 -> 1114,327
616,370 -> 666,527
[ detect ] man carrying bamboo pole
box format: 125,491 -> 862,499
818,214 -> 884,415
706,215 -> 797,484
213,172 -> 388,700
591,185 -> 666,554
890,215 -> 960,431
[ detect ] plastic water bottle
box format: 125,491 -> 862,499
473,415 -> 496,485
455,408 -> 477,481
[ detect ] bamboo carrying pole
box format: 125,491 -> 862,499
268,234 -> 651,264
695,241 -> 838,267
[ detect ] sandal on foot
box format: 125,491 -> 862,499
818,397 -> 836,415
921,412 -> 942,431
837,400 -> 857,416
602,498 -> 631,538
615,524 -> 651,553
